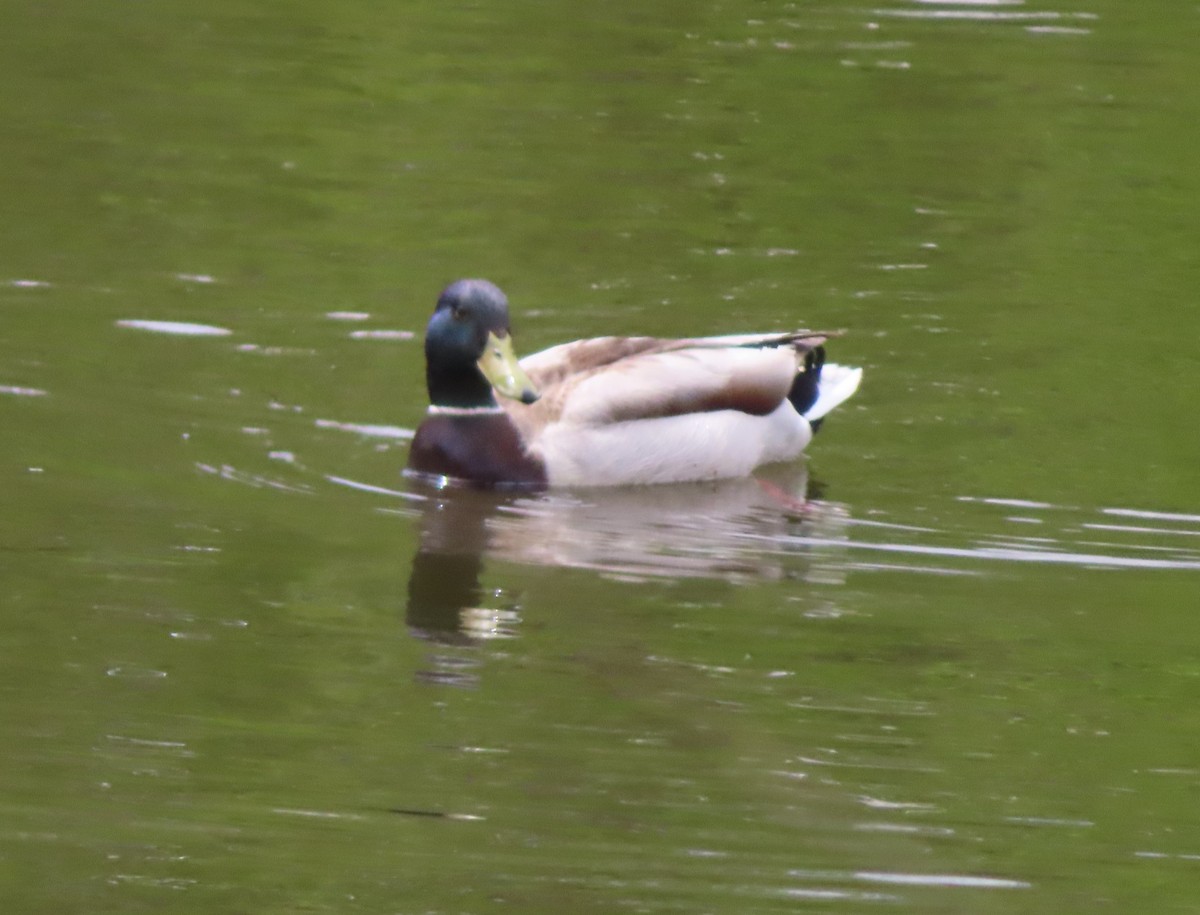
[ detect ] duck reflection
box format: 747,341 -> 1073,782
403,462 -> 850,652
405,486 -> 525,646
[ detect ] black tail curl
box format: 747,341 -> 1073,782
787,345 -> 826,429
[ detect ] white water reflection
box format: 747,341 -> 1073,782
854,870 -> 1031,889
785,867 -> 1032,894
194,461 -> 312,494
777,535 -> 1200,572
1026,25 -> 1091,34
1085,522 -> 1200,538
348,329 -> 415,341
874,7 -> 1097,24
1103,507 -> 1200,524
116,319 -> 232,337
326,474 -> 420,500
0,384 -> 47,397
315,418 -> 414,440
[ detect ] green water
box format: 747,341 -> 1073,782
2,1 -> 1199,911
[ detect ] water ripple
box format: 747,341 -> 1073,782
1104,507 -> 1200,524
854,870 -> 1031,889
793,495 -> 1200,574
116,319 -> 232,337
874,7 -> 1097,24
785,867 -> 1032,892
0,384 -> 47,397
314,418 -> 414,440
779,534 -> 1200,572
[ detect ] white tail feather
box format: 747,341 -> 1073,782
804,364 -> 863,421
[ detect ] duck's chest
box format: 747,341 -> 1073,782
406,412 -> 547,488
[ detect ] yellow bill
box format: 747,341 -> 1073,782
477,331 -> 540,404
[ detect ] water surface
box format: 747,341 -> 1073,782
2,1 -> 1199,912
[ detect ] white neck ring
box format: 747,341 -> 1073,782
427,404 -> 504,416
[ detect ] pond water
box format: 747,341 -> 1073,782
2,0 -> 1198,912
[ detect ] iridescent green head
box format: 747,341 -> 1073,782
423,279 -> 539,409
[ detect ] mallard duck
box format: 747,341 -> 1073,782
405,279 -> 862,488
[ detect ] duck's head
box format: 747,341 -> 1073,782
423,279 -> 540,409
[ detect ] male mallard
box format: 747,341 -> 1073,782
405,279 -> 862,488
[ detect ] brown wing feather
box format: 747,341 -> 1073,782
519,336 -> 667,388
504,330 -> 839,440
519,331 -> 836,385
